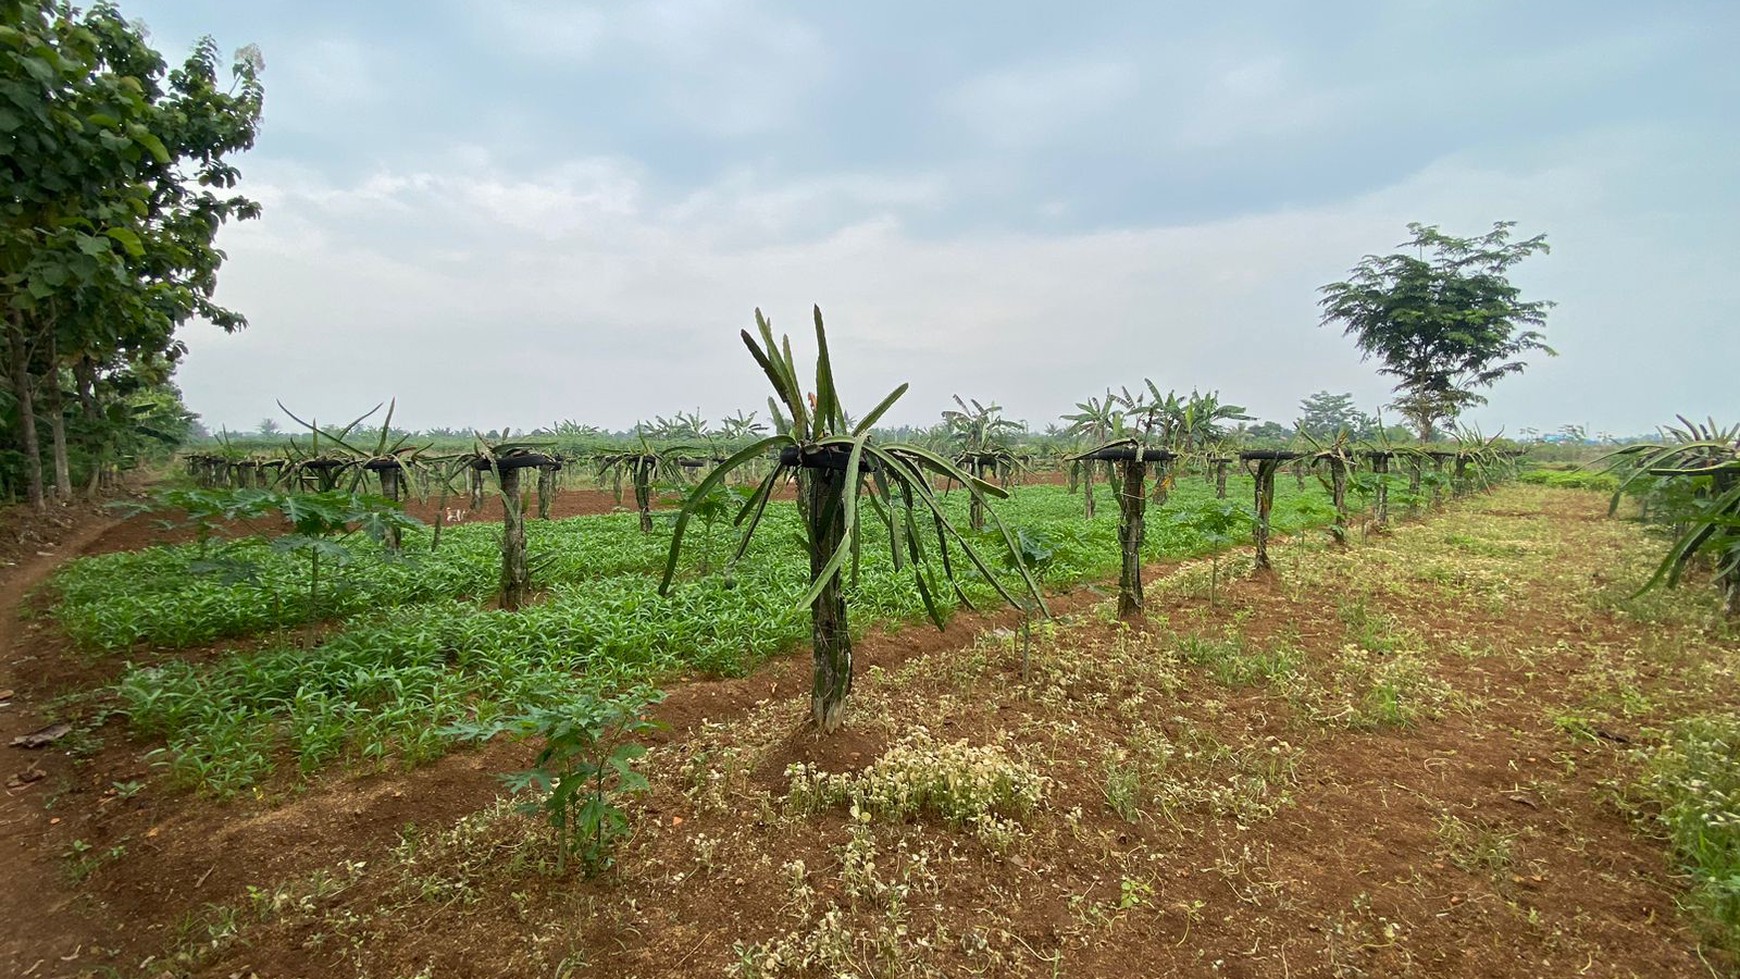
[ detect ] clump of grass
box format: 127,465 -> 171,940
1312,644 -> 1445,729
1176,631 -> 1298,689
1638,712 -> 1740,950
1336,597 -> 1402,654
1519,468 -> 1618,492
1096,722 -> 1301,825
1434,812 -> 1517,877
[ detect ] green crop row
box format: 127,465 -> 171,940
1519,467 -> 1619,492
78,480 -> 1361,795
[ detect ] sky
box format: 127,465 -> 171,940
124,0 -> 1740,438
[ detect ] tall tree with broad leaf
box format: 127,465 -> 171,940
3,3 -> 263,508
1318,222 -> 1552,443
660,307 -> 1045,733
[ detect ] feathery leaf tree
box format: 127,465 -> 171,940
1319,222 -> 1552,442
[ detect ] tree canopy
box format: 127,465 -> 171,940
1318,222 -> 1552,442
1295,391 -> 1375,440
0,0 -> 263,506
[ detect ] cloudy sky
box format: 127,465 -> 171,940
129,0 -> 1738,437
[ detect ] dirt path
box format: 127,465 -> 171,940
0,507 -> 131,977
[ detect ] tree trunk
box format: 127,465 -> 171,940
1215,459 -> 1228,500
1115,458 -> 1146,619
1327,457 -> 1349,546
1253,459 -> 1279,570
498,467 -> 529,611
806,466 -> 852,732
633,463 -> 653,534
1373,455 -> 1390,527
1082,460 -> 1096,520
1431,458 -> 1446,506
45,376 -> 69,503
43,332 -> 68,502
8,327 -> 44,512
537,464 -> 557,520
74,356 -> 102,500
1408,458 -> 1422,507
378,466 -> 402,553
1452,457 -> 1469,497
1068,462 -> 1079,494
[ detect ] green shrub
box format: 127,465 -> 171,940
1639,712 -> 1740,950
1519,468 -> 1618,492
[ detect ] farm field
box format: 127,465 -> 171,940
41,476 -> 1339,796
0,482 -> 1734,977
6,4 -> 1736,978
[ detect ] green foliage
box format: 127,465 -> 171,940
1319,222 -> 1553,440
1518,468 -> 1619,492
1295,392 -> 1377,441
1,1 -> 264,504
1171,497 -> 1254,550
97,486 -> 421,648
448,688 -> 663,875
1601,418 -> 1740,612
78,481 -> 1352,795
1639,713 -> 1740,950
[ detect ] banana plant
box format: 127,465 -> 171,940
1062,393 -> 1122,519
659,306 -> 1046,733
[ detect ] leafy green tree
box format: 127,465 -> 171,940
1,2 -> 263,509
1295,391 -> 1375,441
1318,222 -> 1552,442
1242,421 -> 1293,443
